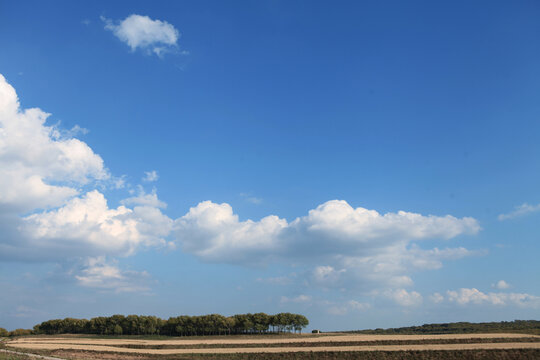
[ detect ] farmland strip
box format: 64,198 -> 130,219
8,342 -> 540,354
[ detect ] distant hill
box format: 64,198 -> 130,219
342,320 -> 540,335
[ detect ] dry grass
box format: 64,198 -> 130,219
9,333 -> 538,346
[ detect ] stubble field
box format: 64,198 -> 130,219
4,333 -> 540,359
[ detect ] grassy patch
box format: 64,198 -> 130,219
0,352 -> 33,360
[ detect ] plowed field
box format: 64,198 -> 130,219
6,333 -> 540,359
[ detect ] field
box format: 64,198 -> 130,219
3,333 -> 540,360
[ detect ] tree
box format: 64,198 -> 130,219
9,329 -> 32,337
0,327 -> 8,337
292,314 -> 309,334
113,324 -> 123,335
252,313 -> 270,333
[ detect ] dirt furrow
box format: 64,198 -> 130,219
8,341 -> 540,354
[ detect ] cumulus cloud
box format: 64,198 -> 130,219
122,188 -> 167,208
0,74 -> 174,264
385,289 -> 423,306
493,280 -> 511,290
174,199 -> 480,288
0,73 -> 483,296
446,288 -> 540,308
498,203 -> 540,220
102,14 -> 180,57
22,190 -> 173,258
75,257 -> 151,293
174,201 -> 288,263
0,74 -> 107,214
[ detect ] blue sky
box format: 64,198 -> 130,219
1,0 -> 539,331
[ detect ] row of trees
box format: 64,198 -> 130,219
32,313 -> 309,336
0,327 -> 32,337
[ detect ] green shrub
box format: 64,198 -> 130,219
9,328 -> 32,337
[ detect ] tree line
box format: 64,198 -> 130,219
30,313 -> 309,336
347,320 -> 540,335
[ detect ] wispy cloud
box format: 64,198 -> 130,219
326,300 -> 370,315
498,203 -> 540,221
240,193 -> 263,204
75,257 -> 152,293
280,295 -> 312,304
143,170 -> 159,182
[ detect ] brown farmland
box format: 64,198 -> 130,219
6,333 -> 540,358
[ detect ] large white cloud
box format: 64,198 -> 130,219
174,201 -> 288,263
103,14 -> 180,57
0,74 -> 107,213
0,74 -> 173,262
22,190 -> 172,258
174,199 -> 480,288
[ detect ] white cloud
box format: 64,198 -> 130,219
175,200 -> 479,261
143,170 -> 159,182
174,199 -> 480,288
75,257 -> 151,293
103,14 -> 180,57
22,190 -> 173,258
498,203 -> 540,220
430,292 -> 444,303
385,289 -> 423,306
174,201 -> 288,263
446,288 -> 540,308
0,73 -> 483,297
0,74 -> 174,265
0,74 -> 107,213
311,266 -> 346,286
405,246 -> 481,270
122,188 -> 166,208
493,280 -> 511,290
